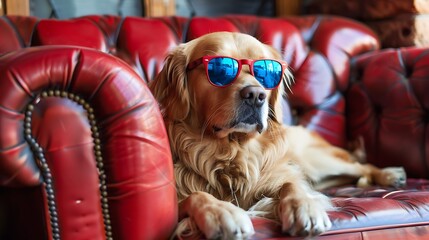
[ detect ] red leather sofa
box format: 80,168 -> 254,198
1,14 -> 429,239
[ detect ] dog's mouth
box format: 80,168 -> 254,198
211,99 -> 269,138
212,114 -> 266,139
213,122 -> 264,138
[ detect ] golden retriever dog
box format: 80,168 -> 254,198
149,32 -> 406,239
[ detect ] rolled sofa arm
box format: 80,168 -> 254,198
0,46 -> 177,239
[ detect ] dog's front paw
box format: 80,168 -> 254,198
377,167 -> 407,188
278,193 -> 332,237
188,193 -> 254,240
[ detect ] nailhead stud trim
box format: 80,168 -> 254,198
24,90 -> 113,240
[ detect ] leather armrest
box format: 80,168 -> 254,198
0,46 -> 177,239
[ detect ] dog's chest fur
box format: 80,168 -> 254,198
170,122 -> 290,209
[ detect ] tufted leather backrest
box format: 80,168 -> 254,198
0,15 -> 188,82
0,15 -> 380,148
348,48 -> 429,178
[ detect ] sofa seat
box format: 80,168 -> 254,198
1,14 -> 429,239
174,178 -> 429,239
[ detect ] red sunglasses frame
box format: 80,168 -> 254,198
186,55 -> 288,89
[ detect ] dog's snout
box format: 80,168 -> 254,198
240,86 -> 266,107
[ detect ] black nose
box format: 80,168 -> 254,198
240,86 -> 266,107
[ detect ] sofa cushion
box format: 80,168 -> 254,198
348,47 -> 429,178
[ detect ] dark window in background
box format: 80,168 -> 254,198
30,0 -> 143,19
177,0 -> 275,17
29,0 -> 274,19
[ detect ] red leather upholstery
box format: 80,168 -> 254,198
1,14 -> 429,239
348,48 -> 429,178
0,47 -> 177,239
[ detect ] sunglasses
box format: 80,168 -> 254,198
186,56 -> 287,89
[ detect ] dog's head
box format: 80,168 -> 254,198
150,32 -> 292,139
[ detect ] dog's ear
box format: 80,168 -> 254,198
269,70 -> 293,123
266,44 -> 294,123
150,44 -> 190,121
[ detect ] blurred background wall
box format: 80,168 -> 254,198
0,0 -> 302,18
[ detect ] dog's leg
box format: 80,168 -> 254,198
287,127 -> 406,189
277,179 -> 332,236
178,191 -> 254,239
304,145 -> 407,189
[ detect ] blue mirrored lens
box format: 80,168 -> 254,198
253,60 -> 282,88
207,57 -> 239,86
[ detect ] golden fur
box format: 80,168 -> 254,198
149,32 -> 406,239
